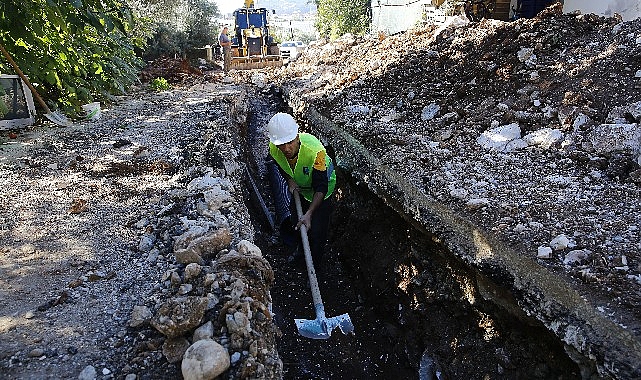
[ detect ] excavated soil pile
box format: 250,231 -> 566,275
244,4 -> 641,378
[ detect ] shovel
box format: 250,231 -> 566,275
292,190 -> 354,339
0,43 -> 72,127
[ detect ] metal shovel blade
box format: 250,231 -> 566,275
44,110 -> 73,127
295,312 -> 354,340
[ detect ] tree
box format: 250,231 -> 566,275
315,0 -> 370,40
131,0 -> 220,60
0,0 -> 146,114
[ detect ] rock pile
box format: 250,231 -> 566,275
0,82 -> 282,379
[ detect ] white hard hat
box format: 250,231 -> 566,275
267,113 -> 299,145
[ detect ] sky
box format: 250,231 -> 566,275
215,1 -> 245,15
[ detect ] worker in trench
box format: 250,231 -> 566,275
265,113 -> 336,274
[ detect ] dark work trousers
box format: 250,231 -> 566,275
265,157 -> 333,266
290,193 -> 334,266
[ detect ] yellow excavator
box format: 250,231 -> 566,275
230,0 -> 282,69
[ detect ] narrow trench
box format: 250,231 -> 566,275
240,89 -> 581,379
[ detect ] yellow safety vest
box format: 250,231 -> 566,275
269,133 -> 336,202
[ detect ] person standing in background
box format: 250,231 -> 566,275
218,26 -> 232,73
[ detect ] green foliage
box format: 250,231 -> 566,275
315,0 -> 370,40
0,0 -> 146,116
271,26 -> 317,45
134,0 -> 220,60
149,77 -> 170,91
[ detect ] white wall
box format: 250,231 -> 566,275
371,0 -> 432,35
564,0 -> 641,21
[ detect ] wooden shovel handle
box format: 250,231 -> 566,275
0,42 -> 51,113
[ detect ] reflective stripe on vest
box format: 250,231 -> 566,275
269,133 -> 336,202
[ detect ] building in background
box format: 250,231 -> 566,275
563,0 -> 641,21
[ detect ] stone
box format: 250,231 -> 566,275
203,185 -> 233,212
523,128 -> 564,149
129,305 -> 152,328
466,198 -> 489,210
563,249 -> 590,265
237,240 -> 262,257
181,339 -> 230,380
163,337 -> 191,364
174,228 -> 232,265
589,124 -> 641,156
226,311 -> 250,337
179,284 -> 193,295
28,348 -> 44,357
138,235 -> 155,252
124,375 -> 137,380
477,123 -> 525,152
78,365 -> 97,380
193,321 -> 214,342
421,103 -> 440,121
550,234 -> 571,251
151,297 -> 208,338
517,47 -> 534,62
184,263 -> 202,281
537,246 -> 552,259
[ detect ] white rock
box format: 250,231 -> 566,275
237,240 -> 262,257
380,110 -> 399,123
545,175 -> 574,187
477,123 -> 523,152
421,103 -> 440,121
572,113 -> 590,130
203,186 -> 233,212
537,246 -> 552,259
179,284 -> 193,295
636,70 -> 641,78
181,339 -> 230,380
523,128 -> 564,149
550,234 -> 570,251
138,235 -> 155,252
529,222 -> 544,229
563,249 -> 590,265
250,73 -> 266,88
